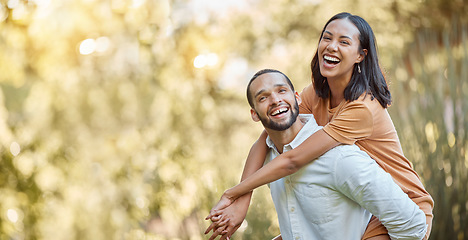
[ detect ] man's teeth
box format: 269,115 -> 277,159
272,108 -> 288,116
324,55 -> 340,62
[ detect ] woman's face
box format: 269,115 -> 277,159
318,18 -> 365,84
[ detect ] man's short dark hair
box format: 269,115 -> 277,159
246,69 -> 295,108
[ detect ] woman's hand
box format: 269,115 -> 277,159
204,191 -> 235,240
205,214 -> 230,240
205,193 -> 252,240
205,192 -> 236,221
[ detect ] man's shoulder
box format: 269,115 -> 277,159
323,144 -> 364,158
323,145 -> 374,170
288,114 -> 321,149
309,144 -> 368,172
326,145 -> 387,185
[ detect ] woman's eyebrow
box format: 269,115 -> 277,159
324,30 -> 352,40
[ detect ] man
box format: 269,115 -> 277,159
206,69 -> 427,240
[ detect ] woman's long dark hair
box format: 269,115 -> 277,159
310,12 -> 392,108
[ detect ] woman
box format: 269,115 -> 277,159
206,12 -> 433,240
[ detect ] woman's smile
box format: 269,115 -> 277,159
322,54 -> 341,68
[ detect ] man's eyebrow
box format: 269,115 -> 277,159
324,30 -> 352,40
254,89 -> 265,98
274,83 -> 288,88
254,83 -> 288,98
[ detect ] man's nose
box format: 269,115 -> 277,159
270,93 -> 282,103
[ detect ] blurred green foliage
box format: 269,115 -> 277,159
0,0 -> 467,239
388,21 -> 468,240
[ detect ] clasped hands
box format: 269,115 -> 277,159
204,192 -> 250,240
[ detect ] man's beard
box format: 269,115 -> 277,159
257,101 -> 300,131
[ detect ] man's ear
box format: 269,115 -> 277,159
295,92 -> 302,106
250,109 -> 260,122
356,49 -> 368,63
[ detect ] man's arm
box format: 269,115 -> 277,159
335,147 -> 427,240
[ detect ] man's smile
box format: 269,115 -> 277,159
269,106 -> 289,118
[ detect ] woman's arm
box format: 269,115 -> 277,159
240,131 -> 270,181
207,125 -> 338,239
205,131 -> 269,238
206,131 -> 268,217
223,128 -> 339,202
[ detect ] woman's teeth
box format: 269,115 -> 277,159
324,55 -> 340,63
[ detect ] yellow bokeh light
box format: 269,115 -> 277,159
193,54 -> 207,68
0,4 -> 8,22
465,147 -> 468,169
445,175 -> 453,187
7,0 -> 20,9
447,132 -> 456,148
11,3 -> 26,20
131,0 -> 146,8
14,154 -> 35,178
238,220 -> 249,233
79,38 -> 96,55
7,209 -> 19,223
31,0 -> 52,7
10,141 -> 21,156
95,37 -> 111,53
206,53 -> 218,66
193,53 -> 218,69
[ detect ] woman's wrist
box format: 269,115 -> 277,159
224,187 -> 252,203
223,188 -> 237,201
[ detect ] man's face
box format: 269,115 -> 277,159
249,72 -> 300,131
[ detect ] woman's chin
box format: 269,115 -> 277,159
319,70 -> 332,78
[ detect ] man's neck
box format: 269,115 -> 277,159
266,118 -> 304,154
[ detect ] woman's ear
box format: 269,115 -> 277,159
250,109 -> 260,122
356,49 -> 368,63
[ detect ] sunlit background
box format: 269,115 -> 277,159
0,0 -> 467,239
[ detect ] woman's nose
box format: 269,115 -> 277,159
327,42 -> 337,51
